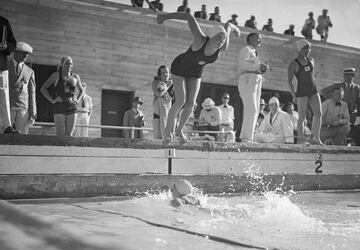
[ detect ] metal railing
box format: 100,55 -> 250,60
33,122 -> 229,139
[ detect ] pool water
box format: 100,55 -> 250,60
5,190 -> 360,250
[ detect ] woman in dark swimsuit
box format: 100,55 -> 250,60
157,12 -> 240,144
288,39 -> 323,145
41,56 -> 85,136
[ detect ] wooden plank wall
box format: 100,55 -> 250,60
1,0 -> 360,137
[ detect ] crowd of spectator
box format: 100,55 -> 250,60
130,0 -> 334,42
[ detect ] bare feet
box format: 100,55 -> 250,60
175,130 -> 188,144
162,133 -> 173,145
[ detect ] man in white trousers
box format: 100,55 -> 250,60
237,32 -> 268,142
0,16 -> 18,134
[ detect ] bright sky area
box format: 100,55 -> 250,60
115,0 -> 360,49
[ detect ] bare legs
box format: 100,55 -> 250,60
163,74 -> 201,143
296,93 -> 323,145
54,113 -> 77,136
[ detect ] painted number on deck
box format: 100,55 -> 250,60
315,153 -> 323,173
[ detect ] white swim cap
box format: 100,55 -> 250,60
296,39 -> 311,52
173,179 -> 193,196
207,25 -> 226,38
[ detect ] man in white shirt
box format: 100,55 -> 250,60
198,98 -> 221,141
254,97 -> 294,144
218,92 -> 235,142
237,32 -> 269,142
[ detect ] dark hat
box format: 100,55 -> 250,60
322,9 -> 328,13
343,68 -> 356,74
232,14 -> 238,18
132,96 -> 143,105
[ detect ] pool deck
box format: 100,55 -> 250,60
0,135 -> 359,199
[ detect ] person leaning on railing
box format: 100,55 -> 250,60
123,96 -> 145,139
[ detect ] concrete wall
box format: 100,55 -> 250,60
1,0 -> 360,137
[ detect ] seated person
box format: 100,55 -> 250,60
254,97 -> 294,144
255,113 -> 265,133
170,179 -> 200,207
198,98 -> 221,141
320,87 -> 351,145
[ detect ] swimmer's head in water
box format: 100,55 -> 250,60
208,25 -> 227,49
171,179 -> 194,198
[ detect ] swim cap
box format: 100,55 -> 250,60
173,179 -> 193,196
296,39 -> 311,52
207,25 -> 226,38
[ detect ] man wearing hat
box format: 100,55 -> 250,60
288,39 -> 323,145
7,41 -> 36,134
198,97 -> 221,140
316,9 -> 333,42
123,96 -> 145,139
254,96 -> 294,144
321,68 -> 360,145
227,14 -> 238,26
0,15 -> 18,134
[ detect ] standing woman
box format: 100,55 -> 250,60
152,65 -> 173,139
157,12 -> 240,143
288,39 -> 323,145
41,56 -> 84,136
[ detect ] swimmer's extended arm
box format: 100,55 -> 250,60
157,12 -> 206,44
221,22 -> 241,52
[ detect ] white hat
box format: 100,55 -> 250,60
343,67 -> 356,74
268,96 -> 280,106
207,25 -> 226,38
202,98 -> 215,109
15,42 -> 33,54
173,179 -> 193,196
296,39 -> 311,52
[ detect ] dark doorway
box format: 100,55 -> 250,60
101,89 -> 133,137
196,82 -> 243,138
33,64 -> 57,122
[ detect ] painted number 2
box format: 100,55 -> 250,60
315,153 -> 323,173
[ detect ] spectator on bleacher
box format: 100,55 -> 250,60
152,65 -> 173,139
244,15 -> 257,29
321,68 -> 360,146
123,96 -> 145,139
194,4 -> 207,20
288,39 -> 323,145
8,42 -> 36,134
320,87 -> 350,145
149,0 -> 163,12
254,97 -> 294,144
301,12 -> 316,39
284,24 -> 295,36
209,6 -> 221,22
41,56 -> 85,136
75,82 -> 93,137
316,9 -> 333,42
284,101 -> 298,130
227,14 -> 238,26
238,32 -> 269,142
198,98 -> 221,141
0,15 -> 18,134
157,12 -> 240,144
262,18 -> 273,32
131,0 -> 144,8
255,113 -> 265,132
177,0 -> 190,13
218,92 -> 235,142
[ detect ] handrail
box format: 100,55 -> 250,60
33,122 -> 229,139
